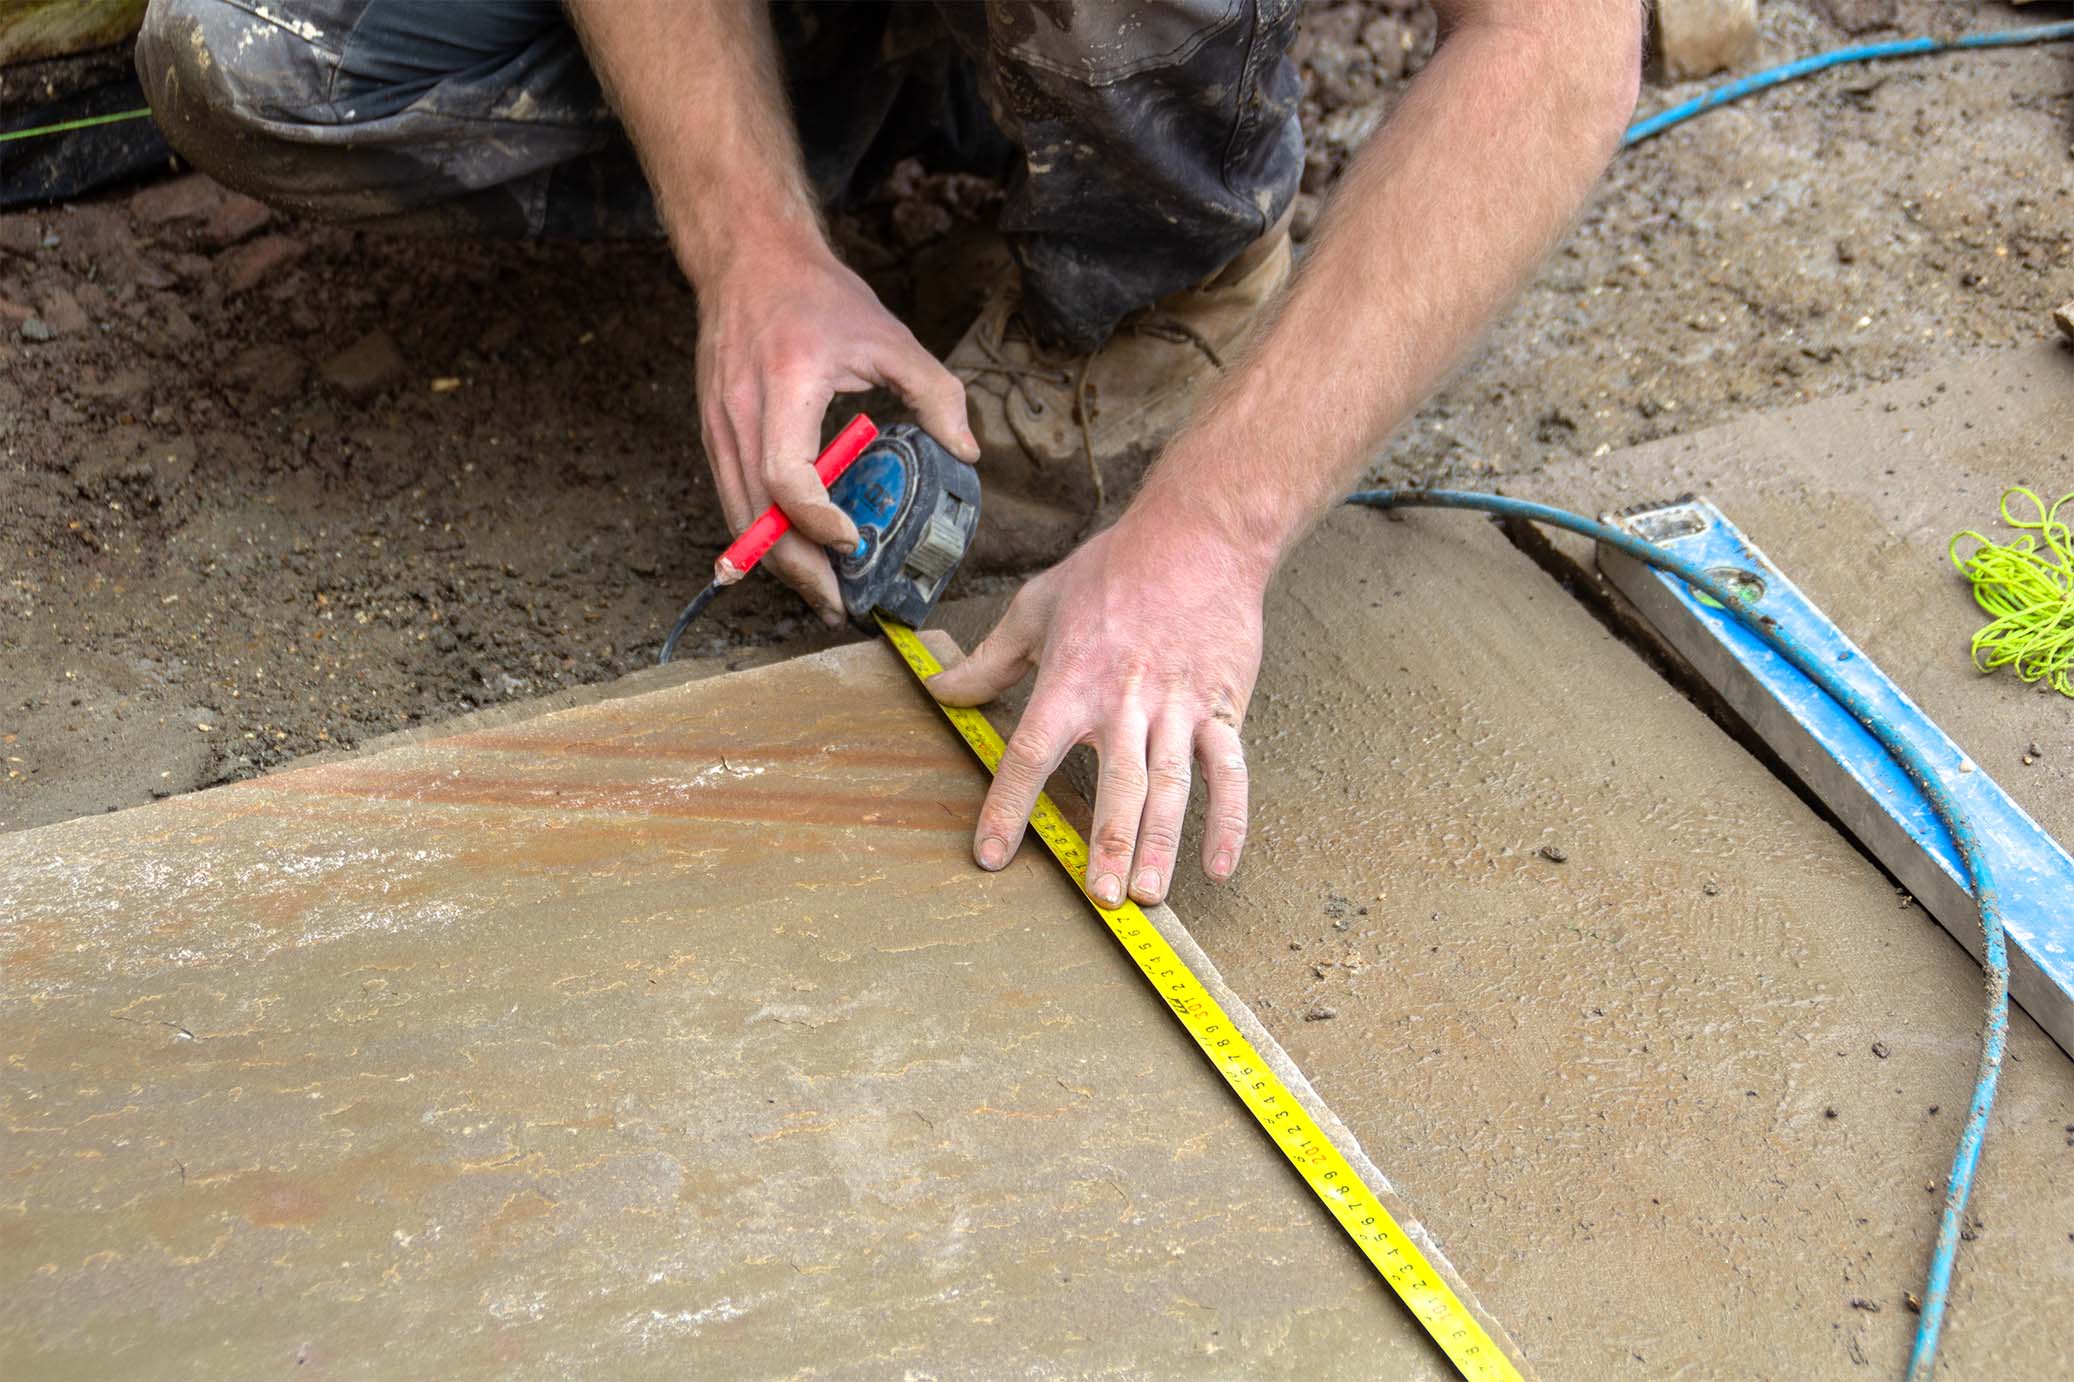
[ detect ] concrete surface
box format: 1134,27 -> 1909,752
1517,339 -> 2072,850
1152,501 -> 2072,1373
0,639 -> 1463,1380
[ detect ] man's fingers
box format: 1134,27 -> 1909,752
1129,719 -> 1194,905
876,338 -> 979,462
761,531 -> 844,626
927,605 -> 1038,707
973,704 -> 1075,875
1195,719 -> 1249,883
1086,714 -> 1151,909
760,387 -> 863,551
700,404 -> 754,533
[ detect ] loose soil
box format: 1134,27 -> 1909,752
3,0 -> 2070,831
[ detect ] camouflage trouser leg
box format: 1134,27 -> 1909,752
135,0 -> 1301,347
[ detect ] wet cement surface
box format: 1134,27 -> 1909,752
0,639 -> 1458,1380
1154,499 -> 2073,1377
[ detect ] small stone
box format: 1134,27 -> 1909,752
1538,844 -> 1568,864
0,218 -> 41,257
889,199 -> 952,249
200,193 -> 273,248
320,330 -> 405,397
226,345 -> 306,401
2055,303 -> 2074,343
130,173 -> 226,225
1871,1040 -> 1890,1059
1303,1006 -> 1338,1022
220,234 -> 307,293
1702,881 -> 1721,896
1657,0 -> 1757,80
36,287 -> 90,335
1849,1297 -> 1881,1313
18,316 -> 54,343
1821,0 -> 1897,33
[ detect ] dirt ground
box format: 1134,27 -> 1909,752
3,0 -> 2070,832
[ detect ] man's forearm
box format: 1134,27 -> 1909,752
567,0 -> 824,287
1136,1 -> 1643,571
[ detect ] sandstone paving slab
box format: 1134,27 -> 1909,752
1518,340 -> 2072,845
1152,506 -> 2074,1379
0,639 -> 1454,1381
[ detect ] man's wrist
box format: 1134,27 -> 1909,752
1119,472 -> 1285,592
669,199 -> 828,298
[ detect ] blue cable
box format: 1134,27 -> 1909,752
1624,20 -> 2074,146
1344,491 -> 2009,1380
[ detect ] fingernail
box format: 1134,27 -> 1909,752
1209,851 -> 1234,880
1091,872 -> 1122,907
1133,867 -> 1161,899
978,836 -> 1006,870
819,607 -> 843,628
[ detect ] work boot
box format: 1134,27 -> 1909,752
948,220 -> 1292,571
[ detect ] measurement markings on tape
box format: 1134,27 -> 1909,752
878,616 -> 1521,1382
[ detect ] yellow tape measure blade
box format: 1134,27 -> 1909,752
877,616 -> 1521,1382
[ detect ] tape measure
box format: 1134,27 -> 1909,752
877,614 -> 1522,1382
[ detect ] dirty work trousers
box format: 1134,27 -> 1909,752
135,0 -> 1302,352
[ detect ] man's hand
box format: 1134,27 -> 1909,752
695,243 -> 978,623
569,0 -> 976,624
927,512 -> 1267,907
927,0 -> 1640,896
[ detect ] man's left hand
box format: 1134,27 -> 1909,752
926,511 -> 1266,907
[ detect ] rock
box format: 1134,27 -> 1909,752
227,345 -> 308,401
1656,0 -> 1757,80
890,199 -> 952,249
319,330 -> 404,397
1359,14 -> 1412,80
220,234 -> 307,293
0,217 -> 40,257
74,368 -> 151,402
19,316 -> 54,343
2054,301 -> 2074,343
130,174 -> 226,225
200,193 -> 273,248
1820,0 -> 1897,33
37,287 -> 90,335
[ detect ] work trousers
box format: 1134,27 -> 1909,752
135,0 -> 1303,351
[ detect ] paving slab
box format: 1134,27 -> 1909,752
1515,340 -> 2072,845
0,640 -> 1460,1380
1155,504 -> 2073,1378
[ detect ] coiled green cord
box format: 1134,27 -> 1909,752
1948,488 -> 2073,698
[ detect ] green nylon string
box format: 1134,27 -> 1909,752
0,108 -> 154,144
1948,487 -> 2074,698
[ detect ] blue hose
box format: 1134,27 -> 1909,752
1624,20 -> 2074,146
1344,490 -> 2009,1380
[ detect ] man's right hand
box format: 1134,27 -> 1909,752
566,0 -> 977,625
694,240 -> 979,624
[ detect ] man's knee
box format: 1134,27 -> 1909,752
135,0 -> 344,211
